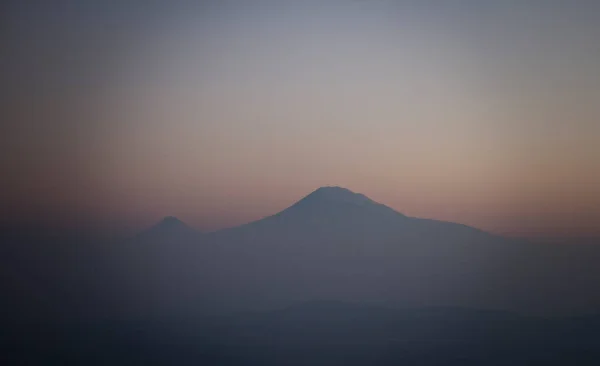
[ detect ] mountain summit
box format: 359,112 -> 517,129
158,216 -> 186,226
299,186 -> 375,206
283,186 -> 403,218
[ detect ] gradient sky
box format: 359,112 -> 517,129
2,0 -> 599,237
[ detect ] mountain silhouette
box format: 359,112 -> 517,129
112,186 -> 600,317
296,186 -> 378,206
206,186 -> 506,256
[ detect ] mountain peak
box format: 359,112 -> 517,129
159,216 -> 185,226
314,186 -> 354,194
300,186 -> 376,206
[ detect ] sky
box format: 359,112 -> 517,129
1,0 -> 599,237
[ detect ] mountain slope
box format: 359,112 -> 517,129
208,186 -> 506,259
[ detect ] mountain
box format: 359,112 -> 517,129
118,187 -> 600,317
